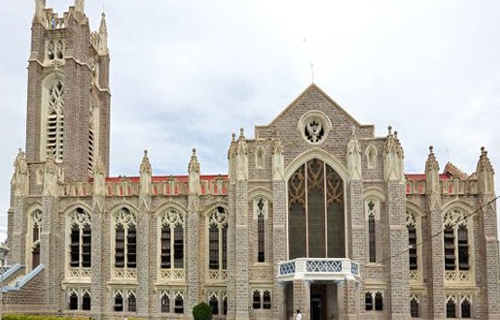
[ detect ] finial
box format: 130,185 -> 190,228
481,146 -> 486,155
429,146 -> 434,154
192,148 -> 197,155
388,126 -> 392,135
239,127 -> 244,137
394,130 -> 398,138
231,133 -> 236,141
144,149 -> 148,156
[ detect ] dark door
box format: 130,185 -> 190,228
310,284 -> 327,320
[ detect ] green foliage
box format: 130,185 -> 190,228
192,301 -> 213,320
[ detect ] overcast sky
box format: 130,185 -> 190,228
1,0 -> 500,242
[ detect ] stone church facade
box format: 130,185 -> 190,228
5,1 -> 500,320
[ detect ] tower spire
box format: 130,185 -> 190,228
99,12 -> 108,53
75,0 -> 84,13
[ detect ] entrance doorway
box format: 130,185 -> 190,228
310,284 -> 327,320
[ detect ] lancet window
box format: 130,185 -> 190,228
29,210 -> 43,270
443,209 -> 470,271
159,209 -> 185,269
47,38 -> 65,61
254,197 -> 268,263
366,199 -> 379,263
67,288 -> 91,311
68,207 -> 92,268
407,211 -> 418,270
288,159 -> 344,259
208,206 -> 228,270
114,208 -> 137,268
46,80 -> 65,161
410,295 -> 419,318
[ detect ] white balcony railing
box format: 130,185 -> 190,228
277,258 -> 361,282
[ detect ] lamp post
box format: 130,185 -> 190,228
0,243 -> 10,320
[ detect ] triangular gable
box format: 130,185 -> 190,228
266,83 -> 363,127
443,162 -> 468,180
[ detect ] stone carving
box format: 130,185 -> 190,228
93,155 -> 106,197
236,128 -> 248,181
43,151 -> 59,197
346,127 -> 362,181
272,138 -> 284,181
383,126 -> 404,182
139,150 -> 152,195
188,148 -> 200,196
12,148 -> 29,196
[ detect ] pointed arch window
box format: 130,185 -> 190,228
159,209 -> 185,269
114,208 -> 137,269
209,293 -> 219,315
410,295 -> 419,318
30,210 -> 43,270
208,207 -> 228,270
174,291 -> 184,314
160,291 -> 170,313
443,209 -> 470,271
407,211 -> 418,271
82,290 -> 91,311
461,296 -> 471,318
365,199 -> 380,263
46,80 -> 65,161
374,292 -> 383,311
68,207 -> 92,268
253,291 -> 261,309
365,292 -> 373,311
128,292 -> 137,312
69,290 -> 78,310
365,145 -> 377,169
288,159 -> 344,259
446,296 -> 456,318
254,197 -> 268,263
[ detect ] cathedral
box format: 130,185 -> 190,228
4,1 -> 500,319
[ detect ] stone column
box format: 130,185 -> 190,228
187,149 -> 201,317
227,133 -> 237,320
91,156 -> 106,318
343,279 -> 358,320
293,280 -> 310,320
384,129 -> 410,319
335,281 -> 345,320
425,147 -> 445,319
272,138 -> 287,320
41,153 -> 60,307
234,129 -> 249,320
476,147 -> 500,319
137,151 -> 152,316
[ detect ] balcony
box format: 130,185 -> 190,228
277,258 -> 361,282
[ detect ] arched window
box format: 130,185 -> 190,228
208,207 -> 228,270
443,209 -> 470,271
374,292 -> 383,311
159,209 -> 185,269
407,211 -> 418,271
114,208 -> 137,269
253,290 -> 261,309
160,292 -> 170,313
174,291 -> 184,314
69,290 -> 78,310
254,197 -> 268,263
128,292 -> 137,312
223,294 -> 228,315
365,198 -> 380,263
46,80 -> 65,161
114,292 -> 123,312
68,207 -> 92,268
288,159 -> 344,259
446,296 -> 456,318
29,210 -> 42,270
82,290 -> 91,311
410,295 -> 419,318
461,296 -> 471,318
209,293 -> 219,315
263,290 -> 272,309
365,292 -> 373,311
47,38 -> 65,61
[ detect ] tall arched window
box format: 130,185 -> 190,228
208,207 -> 228,270
410,295 -> 419,318
29,210 -> 42,270
254,198 -> 268,263
461,296 -> 471,318
46,80 -> 65,161
159,209 -> 185,269
114,208 -> 137,269
446,296 -> 456,318
366,200 -> 378,263
209,293 -> 219,315
443,209 -> 470,272
68,207 -> 92,268
407,211 -> 418,271
288,159 -> 344,259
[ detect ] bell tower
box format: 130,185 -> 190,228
26,0 -> 111,183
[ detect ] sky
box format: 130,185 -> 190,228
1,0 -> 500,242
